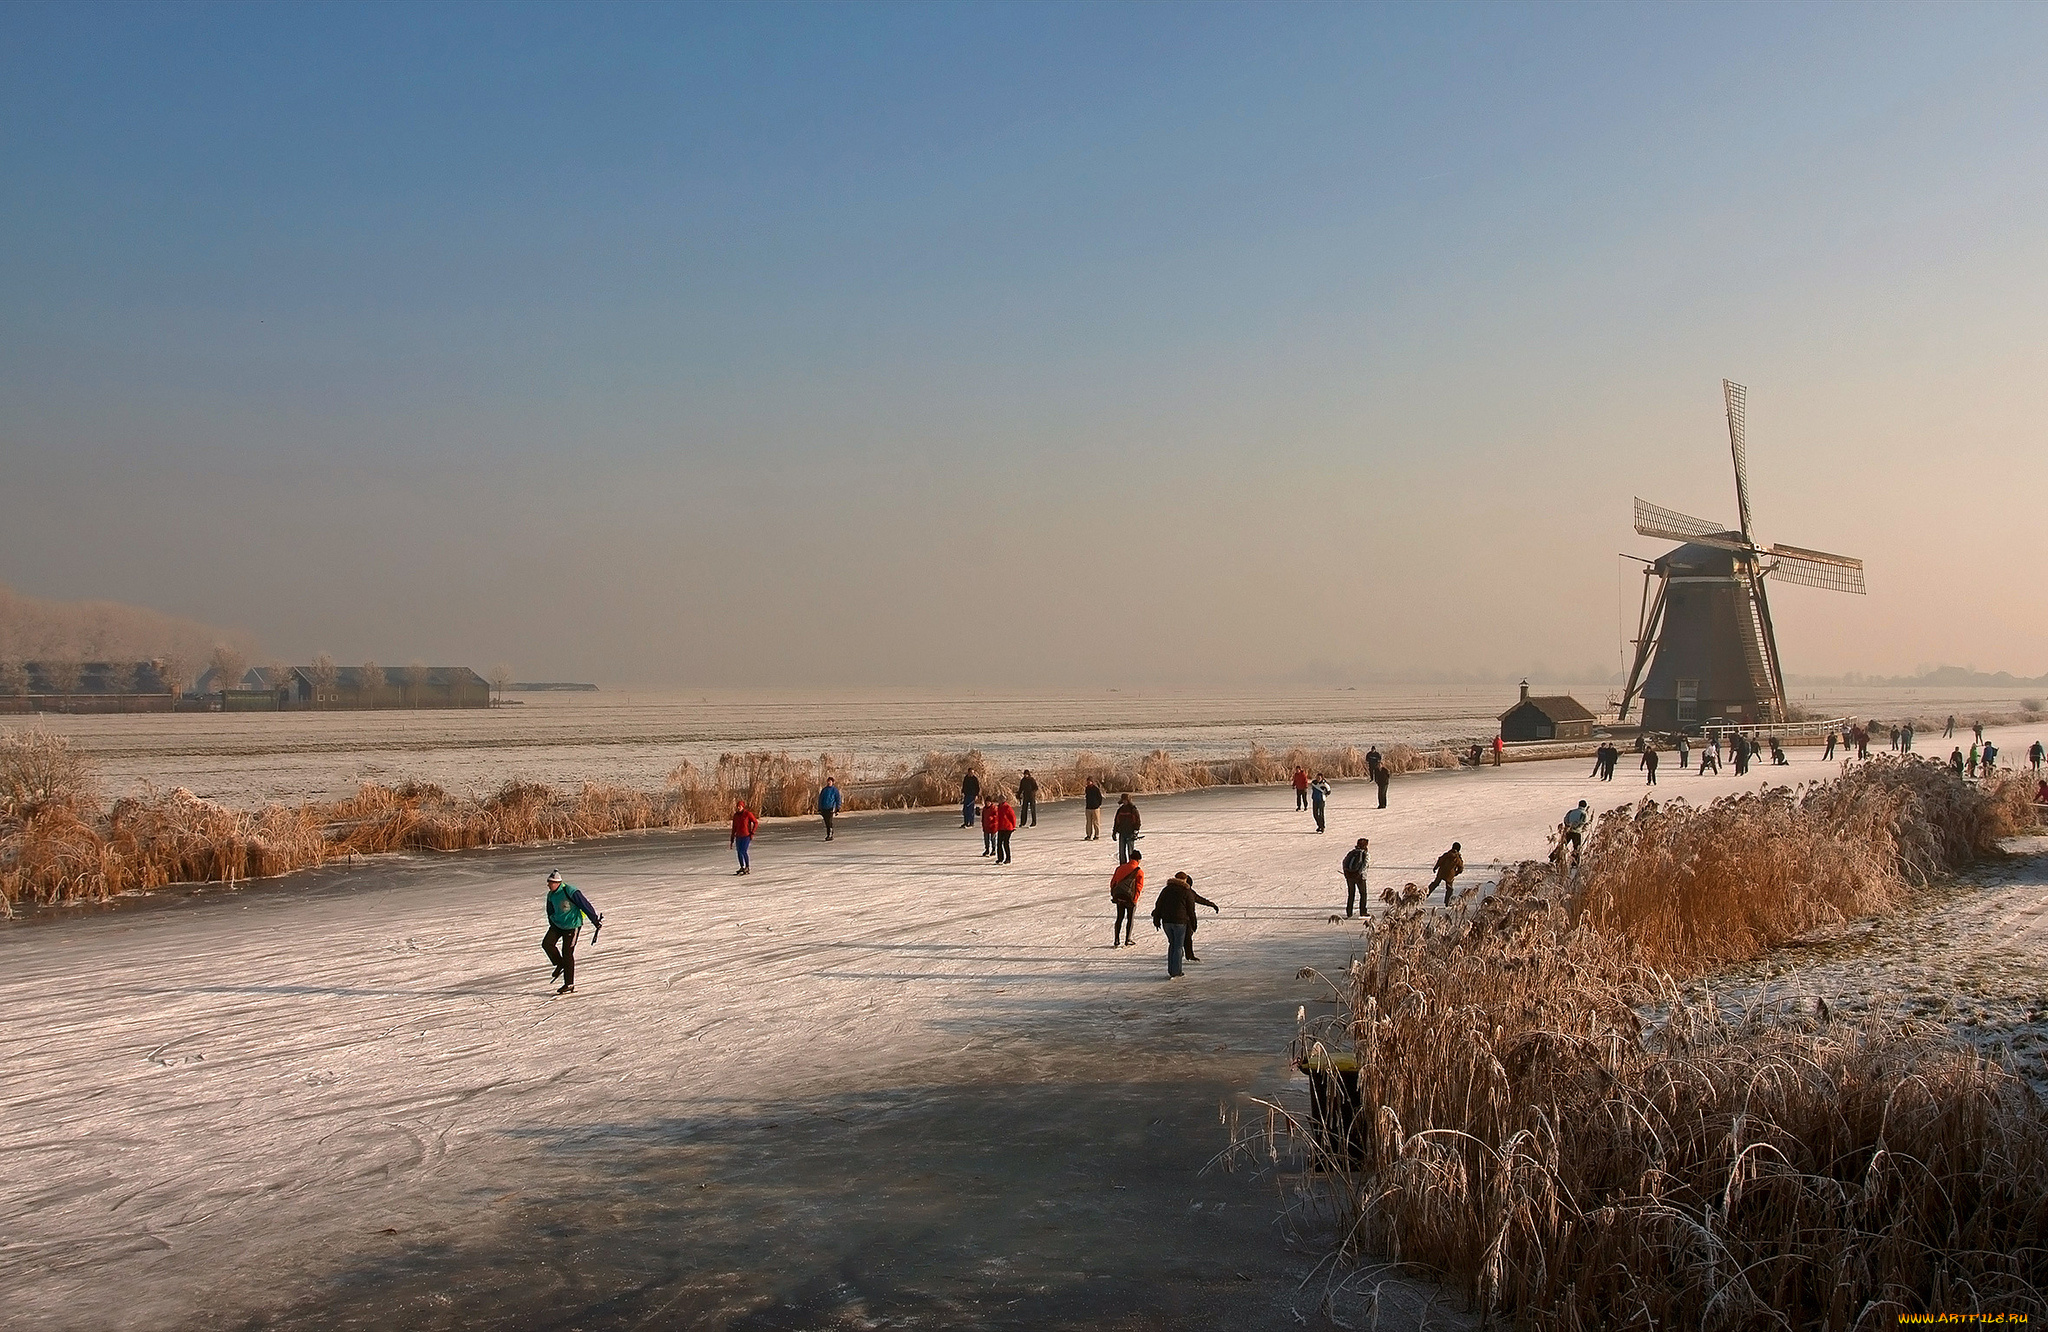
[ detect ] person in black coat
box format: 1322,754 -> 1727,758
960,770 -> 981,827
1151,871 -> 1218,978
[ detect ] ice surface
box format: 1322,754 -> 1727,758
17,683 -> 2028,808
3,729 -> 2040,1329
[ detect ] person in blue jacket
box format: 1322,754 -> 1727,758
817,778 -> 843,841
543,870 -> 602,995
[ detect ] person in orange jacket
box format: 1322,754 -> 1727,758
730,800 -> 759,875
994,794 -> 1018,863
980,794 -> 999,857
1109,850 -> 1144,947
1293,767 -> 1310,810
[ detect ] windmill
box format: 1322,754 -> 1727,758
1618,381 -> 1865,732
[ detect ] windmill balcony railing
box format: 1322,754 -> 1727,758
1695,717 -> 1853,744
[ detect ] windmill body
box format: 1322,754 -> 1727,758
1618,382 -> 1865,733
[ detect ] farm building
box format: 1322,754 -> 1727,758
275,665 -> 490,710
1498,682 -> 1597,742
0,661 -> 178,714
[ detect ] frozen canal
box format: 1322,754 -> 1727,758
4,735 -> 2039,1329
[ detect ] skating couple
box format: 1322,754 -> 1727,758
980,793 -> 1017,863
1108,850 -> 1219,977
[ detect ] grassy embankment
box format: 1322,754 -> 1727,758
1288,758 -> 2045,1328
0,732 -> 1456,913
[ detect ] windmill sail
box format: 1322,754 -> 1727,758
1767,544 -> 1866,595
1633,497 -> 1730,543
1725,379 -> 1753,540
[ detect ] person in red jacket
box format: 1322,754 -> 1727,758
994,794 -> 1018,863
1109,851 -> 1144,947
980,794 -> 999,857
1293,767 -> 1310,810
730,800 -> 759,875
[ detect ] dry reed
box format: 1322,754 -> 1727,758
0,734 -> 1447,911
1296,758 -> 2046,1327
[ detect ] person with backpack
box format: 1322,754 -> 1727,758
1109,851 -> 1144,947
1341,838 -> 1369,917
960,770 -> 981,827
1016,770 -> 1039,827
1428,843 -> 1464,904
1309,774 -> 1332,832
541,870 -> 601,996
730,801 -> 759,875
1151,870 -> 1218,978
817,778 -> 842,841
1373,762 -> 1390,809
1292,767 -> 1310,811
993,794 -> 1018,863
1112,794 -> 1141,864
1083,779 -> 1104,840
980,794 -> 999,857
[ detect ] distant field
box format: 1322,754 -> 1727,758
7,684 -> 2039,808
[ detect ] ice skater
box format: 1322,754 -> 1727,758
1083,779 -> 1104,840
1151,870 -> 1217,978
1109,850 -> 1144,947
1951,747 -> 1965,776
1982,742 -> 1998,774
1017,770 -> 1039,827
1698,746 -> 1719,775
730,800 -> 758,875
1293,767 -> 1310,811
1944,715 -> 1956,738
1824,730 -> 1837,760
1676,734 -> 1690,770
1373,762 -> 1390,809
817,777 -> 842,841
960,770 -> 981,827
541,870 -> 601,996
1113,793 -> 1141,864
1640,746 -> 1659,785
980,794 -> 999,856
1560,801 -> 1589,866
2029,740 -> 2044,774
1967,743 -> 1979,777
1770,737 -> 1787,765
1341,838 -> 1369,917
993,793 -> 1017,863
1428,843 -> 1464,904
1309,773 -> 1332,832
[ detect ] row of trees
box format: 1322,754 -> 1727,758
2,649 -> 519,707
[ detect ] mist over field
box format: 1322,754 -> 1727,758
3,3 -> 2044,687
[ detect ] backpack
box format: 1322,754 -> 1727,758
1109,865 -> 1139,907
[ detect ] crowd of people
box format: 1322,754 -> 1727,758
541,719 -> 2044,994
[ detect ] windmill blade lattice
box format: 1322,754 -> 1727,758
1725,379 -> 1753,540
1633,497 -> 1731,543
1767,544 -> 1867,595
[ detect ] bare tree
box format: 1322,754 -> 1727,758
488,664 -> 514,705
208,643 -> 250,697
44,659 -> 82,706
0,660 -> 26,697
358,661 -> 382,708
310,653 -> 339,709
404,660 -> 432,708
157,654 -> 189,699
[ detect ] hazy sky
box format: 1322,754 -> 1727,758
4,1 -> 2044,687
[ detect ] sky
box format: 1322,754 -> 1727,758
3,1 -> 2044,688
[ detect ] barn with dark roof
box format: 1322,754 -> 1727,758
1498,681 -> 1597,742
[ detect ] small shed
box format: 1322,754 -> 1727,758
1498,681 -> 1597,742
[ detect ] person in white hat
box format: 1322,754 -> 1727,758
542,870 -> 602,995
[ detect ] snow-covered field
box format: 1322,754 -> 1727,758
5,729 -> 2041,1330
17,683 -> 2031,808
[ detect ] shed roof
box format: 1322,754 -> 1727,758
1499,694 -> 1597,724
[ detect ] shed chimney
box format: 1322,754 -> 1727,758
1520,679 -> 1530,704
